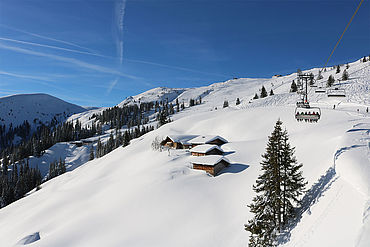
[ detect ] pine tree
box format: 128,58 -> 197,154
341,69 -> 349,81
223,100 -> 229,108
189,99 -> 195,107
260,86 -> 268,98
176,98 -> 180,112
253,93 -> 259,100
327,75 -> 335,87
363,56 -> 367,62
270,89 -> 274,96
236,98 -> 241,105
309,73 -> 314,85
89,147 -> 94,160
245,120 -> 306,246
336,65 -> 340,74
123,131 -> 130,147
317,71 -> 323,80
290,80 -> 298,92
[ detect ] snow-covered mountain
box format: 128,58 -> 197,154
0,58 -> 369,247
0,93 -> 86,129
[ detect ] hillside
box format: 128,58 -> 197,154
0,58 -> 369,246
0,93 -> 86,129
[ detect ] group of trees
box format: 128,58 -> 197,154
1,120 -> 97,169
0,121 -> 31,150
245,120 -> 306,246
253,86 -> 274,100
189,96 -> 202,107
0,159 -> 42,208
327,69 -> 349,87
93,102 -> 153,130
95,125 -> 154,158
220,98 -> 241,108
48,159 -> 66,180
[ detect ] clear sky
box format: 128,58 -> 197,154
0,0 -> 369,107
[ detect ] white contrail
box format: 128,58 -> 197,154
0,43 -> 140,80
0,37 -> 109,58
107,0 -> 127,94
0,70 -> 52,81
106,78 -> 119,94
0,24 -> 97,53
116,0 -> 127,65
125,58 -> 230,77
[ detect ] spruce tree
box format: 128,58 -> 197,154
236,98 -> 241,105
176,98 -> 180,112
336,65 -> 340,74
223,100 -> 229,108
270,89 -> 274,96
309,73 -> 314,85
123,131 -> 130,147
89,147 -> 95,160
245,120 -> 306,246
317,70 -> 323,80
290,80 -> 297,93
253,93 -> 259,100
260,86 -> 268,98
327,75 -> 335,87
341,69 -> 349,81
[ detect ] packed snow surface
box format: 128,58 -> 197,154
0,58 -> 369,247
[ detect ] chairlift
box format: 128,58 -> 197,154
295,72 -> 321,123
295,106 -> 321,123
315,87 -> 326,93
327,87 -> 346,97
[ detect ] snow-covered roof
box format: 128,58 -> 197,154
166,135 -> 199,144
189,144 -> 223,154
188,135 -> 228,145
191,155 -> 230,166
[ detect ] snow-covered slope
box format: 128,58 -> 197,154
0,58 -> 369,247
118,87 -> 186,106
0,93 -> 86,129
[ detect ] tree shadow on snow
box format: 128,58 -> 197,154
16,232 -> 40,245
219,163 -> 249,174
278,167 -> 338,244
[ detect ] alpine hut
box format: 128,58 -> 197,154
191,155 -> 230,176
160,135 -> 198,149
188,135 -> 228,147
189,144 -> 224,156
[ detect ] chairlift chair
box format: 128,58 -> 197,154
315,87 -> 326,93
327,87 -> 346,97
295,106 -> 321,123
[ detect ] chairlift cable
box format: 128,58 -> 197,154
319,0 -> 364,74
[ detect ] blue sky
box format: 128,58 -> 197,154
0,0 -> 369,107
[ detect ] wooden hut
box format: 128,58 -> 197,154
191,156 -> 230,176
189,144 -> 223,156
188,135 -> 228,147
160,135 -> 198,149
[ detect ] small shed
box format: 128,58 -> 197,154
189,144 -> 223,156
191,155 -> 230,176
188,135 -> 228,147
160,135 -> 198,149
